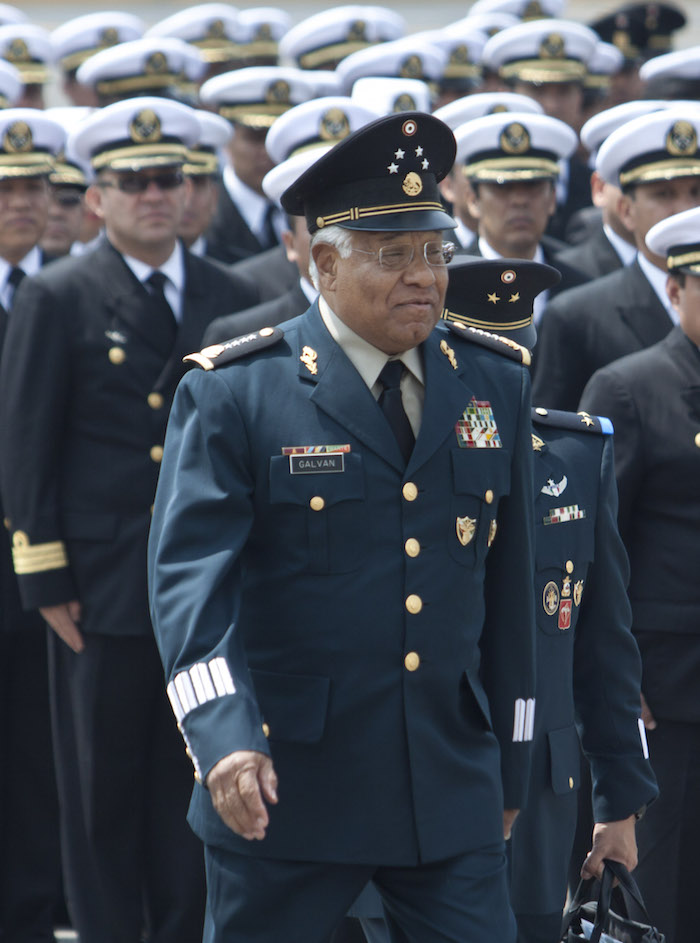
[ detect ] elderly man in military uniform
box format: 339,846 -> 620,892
0,97 -> 251,943
148,112 -> 537,943
580,206 -> 700,943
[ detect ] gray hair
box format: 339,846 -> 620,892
308,225 -> 354,290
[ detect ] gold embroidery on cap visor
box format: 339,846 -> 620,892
666,249 -> 700,273
618,157 -> 700,187
183,150 -> 219,176
314,199 -> 445,229
498,58 -> 587,83
463,157 -> 561,182
217,77 -> 293,131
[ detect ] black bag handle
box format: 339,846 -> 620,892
560,859 -> 655,943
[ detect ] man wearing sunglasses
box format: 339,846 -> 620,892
148,112 -> 537,943
0,97 -> 255,943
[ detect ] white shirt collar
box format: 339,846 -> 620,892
223,165 -> 274,242
318,295 -> 424,391
636,251 -> 678,325
188,235 -> 207,258
121,240 -> 186,322
603,223 -> 637,266
0,245 -> 42,309
300,276 -> 318,306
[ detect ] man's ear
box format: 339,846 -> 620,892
617,190 -> 635,236
281,229 -> 297,265
311,241 -> 339,291
439,173 -> 456,204
464,181 -> 481,221
666,274 -> 682,313
85,183 -> 105,221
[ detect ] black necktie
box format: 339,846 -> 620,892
259,203 -> 278,250
7,266 -> 25,310
378,360 -> 415,464
146,270 -> 177,350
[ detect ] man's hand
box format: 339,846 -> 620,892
503,808 -> 519,840
40,600 -> 83,653
581,815 -> 638,880
206,750 -> 278,840
641,692 -> 657,730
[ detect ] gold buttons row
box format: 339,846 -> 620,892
402,481 -> 418,501
404,651 -> 420,672
405,537 -> 420,557
405,594 -> 422,614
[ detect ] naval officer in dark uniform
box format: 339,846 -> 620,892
148,111 -> 538,943
0,96 -> 250,943
444,258 -> 658,943
580,206 -> 700,943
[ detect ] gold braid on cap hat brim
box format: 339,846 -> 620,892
463,157 -> 560,180
619,158 -> 700,187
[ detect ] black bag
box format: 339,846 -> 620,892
560,859 -> 664,943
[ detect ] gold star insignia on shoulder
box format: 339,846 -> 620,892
487,292 -> 500,304
577,411 -> 594,427
532,433 -> 545,451
509,292 -> 520,303
440,338 -> 458,369
300,346 -> 318,375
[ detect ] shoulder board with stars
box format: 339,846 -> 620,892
445,320 -> 531,366
531,407 -> 613,435
183,327 -> 284,371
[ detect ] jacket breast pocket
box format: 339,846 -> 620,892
535,518 -> 594,637
250,668 -> 330,745
448,449 -> 511,566
548,724 -> 581,795
268,453 -> 366,573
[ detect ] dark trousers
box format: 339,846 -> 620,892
204,842 -> 516,943
634,720 -> 700,943
49,632 -> 206,943
0,619 -> 61,943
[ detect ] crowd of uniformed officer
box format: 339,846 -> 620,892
0,0 -> 697,941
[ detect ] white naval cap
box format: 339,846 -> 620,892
233,8 -> 291,64
483,18 -> 598,83
434,91 -> 543,130
584,41 -> 624,91
51,12 -> 145,74
645,205 -> 700,273
596,108 -> 700,188
146,4 -> 239,63
69,96 -> 199,172
0,58 -> 21,106
278,6 -> 405,71
0,24 -> 52,85
468,0 -> 567,19
413,25 -> 487,88
263,143 -> 334,205
199,66 -> 316,129
639,45 -> 700,84
76,37 -> 205,99
304,70 -> 343,97
0,108 -> 65,178
265,96 -> 379,164
351,76 -> 432,115
336,36 -> 448,93
0,4 -> 28,27
450,12 -> 519,39
184,109 -> 232,175
44,106 -> 94,186
455,110 -> 577,180
580,99 -> 669,157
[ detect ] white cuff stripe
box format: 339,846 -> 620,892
638,717 -> 650,759
169,658 -> 236,721
512,697 -> 535,742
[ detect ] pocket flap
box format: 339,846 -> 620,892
451,448 -> 511,498
250,668 -> 331,744
269,453 -> 365,507
548,724 -> 581,795
536,518 -> 595,570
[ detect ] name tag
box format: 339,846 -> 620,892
289,454 -> 345,474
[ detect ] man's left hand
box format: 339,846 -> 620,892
581,815 -> 638,879
503,808 -> 519,839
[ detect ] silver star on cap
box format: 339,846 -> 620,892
394,148 -> 405,159
388,162 -> 399,173
421,158 -> 429,169
415,145 -> 423,156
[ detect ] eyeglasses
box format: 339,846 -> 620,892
350,240 -> 455,271
98,170 -> 185,194
51,188 -> 84,207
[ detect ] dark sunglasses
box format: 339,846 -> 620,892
98,169 -> 185,194
51,188 -> 84,207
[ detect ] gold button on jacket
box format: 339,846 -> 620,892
404,651 -> 420,671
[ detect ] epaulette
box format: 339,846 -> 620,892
531,406 -> 614,435
183,327 -> 284,370
444,320 -> 531,367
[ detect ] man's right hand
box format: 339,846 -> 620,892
207,750 -> 278,840
40,600 -> 84,653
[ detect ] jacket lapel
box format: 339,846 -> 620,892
99,242 -> 163,352
618,261 -> 673,348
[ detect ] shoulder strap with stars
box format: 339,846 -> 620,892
444,320 -> 531,366
531,406 -> 614,435
183,327 -> 284,371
